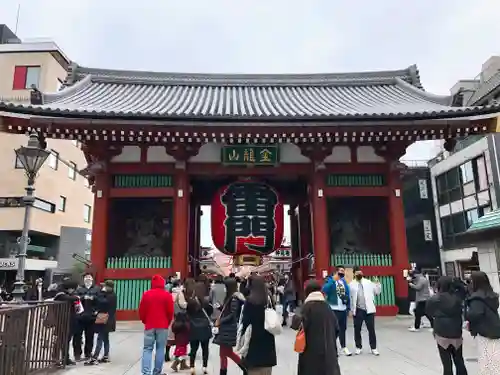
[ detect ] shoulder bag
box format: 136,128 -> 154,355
294,322 -> 306,353
95,312 -> 109,325
264,296 -> 282,336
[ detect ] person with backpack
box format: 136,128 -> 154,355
139,275 -> 175,375
466,271 -> 500,375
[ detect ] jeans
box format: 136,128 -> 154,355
282,297 -> 296,321
189,340 -> 210,368
437,344 -> 468,375
141,329 -> 167,375
333,309 -> 348,348
73,319 -> 95,358
353,309 -> 377,350
414,301 -> 434,329
93,330 -> 110,358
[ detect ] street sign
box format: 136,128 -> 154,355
0,258 -> 18,270
221,145 -> 279,166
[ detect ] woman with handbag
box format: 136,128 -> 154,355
292,280 -> 341,375
239,275 -> 277,375
213,277 -> 247,375
466,271 -> 500,375
185,278 -> 214,375
84,280 -> 117,366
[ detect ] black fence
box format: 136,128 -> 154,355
0,301 -> 71,375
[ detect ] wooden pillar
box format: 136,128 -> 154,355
388,164 -> 410,303
90,173 -> 110,283
310,171 -> 331,280
172,167 -> 189,279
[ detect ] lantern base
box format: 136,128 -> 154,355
234,255 -> 261,266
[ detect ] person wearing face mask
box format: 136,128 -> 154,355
322,265 -> 351,356
349,266 -> 381,356
74,273 -> 100,361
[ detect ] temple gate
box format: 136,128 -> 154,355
1,64 -> 499,319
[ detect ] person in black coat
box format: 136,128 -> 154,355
425,276 -> 468,375
84,280 -> 117,365
213,277 -> 246,374
240,275 -> 277,375
52,279 -> 80,367
185,279 -> 213,374
292,280 -> 341,375
74,273 -> 100,360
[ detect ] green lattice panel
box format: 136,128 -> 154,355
326,174 -> 386,187
112,279 -> 150,310
106,256 -> 171,269
112,174 -> 174,188
331,253 -> 392,267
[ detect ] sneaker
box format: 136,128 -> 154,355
342,347 -> 352,356
408,327 -> 419,332
203,367 -> 208,374
98,356 -> 110,363
190,368 -> 196,375
371,349 -> 380,356
84,358 -> 98,366
65,360 -> 76,366
355,348 -> 362,355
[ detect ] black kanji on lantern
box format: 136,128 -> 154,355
221,182 -> 278,254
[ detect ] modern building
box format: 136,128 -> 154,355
430,56 -> 500,286
0,25 -> 93,285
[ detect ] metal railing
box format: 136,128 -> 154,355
0,301 -> 71,375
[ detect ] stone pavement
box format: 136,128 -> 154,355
57,317 -> 479,375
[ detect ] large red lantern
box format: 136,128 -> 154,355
211,181 -> 284,256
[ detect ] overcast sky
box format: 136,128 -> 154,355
3,0 -> 500,246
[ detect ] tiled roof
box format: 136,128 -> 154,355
0,64 -> 498,121
466,210 -> 500,234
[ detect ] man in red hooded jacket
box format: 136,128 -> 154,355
139,275 -> 174,375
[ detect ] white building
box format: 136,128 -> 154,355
430,56 -> 500,291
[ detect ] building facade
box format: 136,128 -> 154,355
430,56 -> 500,282
0,25 -> 93,284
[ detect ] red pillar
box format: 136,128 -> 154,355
388,167 -> 410,301
90,173 -> 110,283
310,172 -> 331,281
172,169 -> 189,279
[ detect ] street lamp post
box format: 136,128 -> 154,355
11,131 -> 50,302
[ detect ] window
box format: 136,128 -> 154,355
466,209 -> 479,226
12,66 -> 41,90
58,196 -> 66,212
68,162 -> 76,180
83,204 -> 91,223
48,150 -> 58,170
475,156 -> 489,191
460,161 -> 474,183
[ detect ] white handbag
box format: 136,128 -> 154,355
264,298 -> 282,336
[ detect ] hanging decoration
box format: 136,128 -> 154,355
211,181 -> 284,256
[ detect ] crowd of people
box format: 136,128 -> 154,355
41,273 -> 117,368
9,265 -> 499,375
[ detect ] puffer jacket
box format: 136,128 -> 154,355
213,292 -> 245,347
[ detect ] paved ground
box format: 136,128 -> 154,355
57,317 -> 479,375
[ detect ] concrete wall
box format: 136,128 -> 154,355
56,226 -> 91,271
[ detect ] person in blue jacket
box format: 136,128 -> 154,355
322,265 -> 352,356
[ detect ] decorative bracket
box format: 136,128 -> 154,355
165,143 -> 202,162
299,145 -> 333,164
